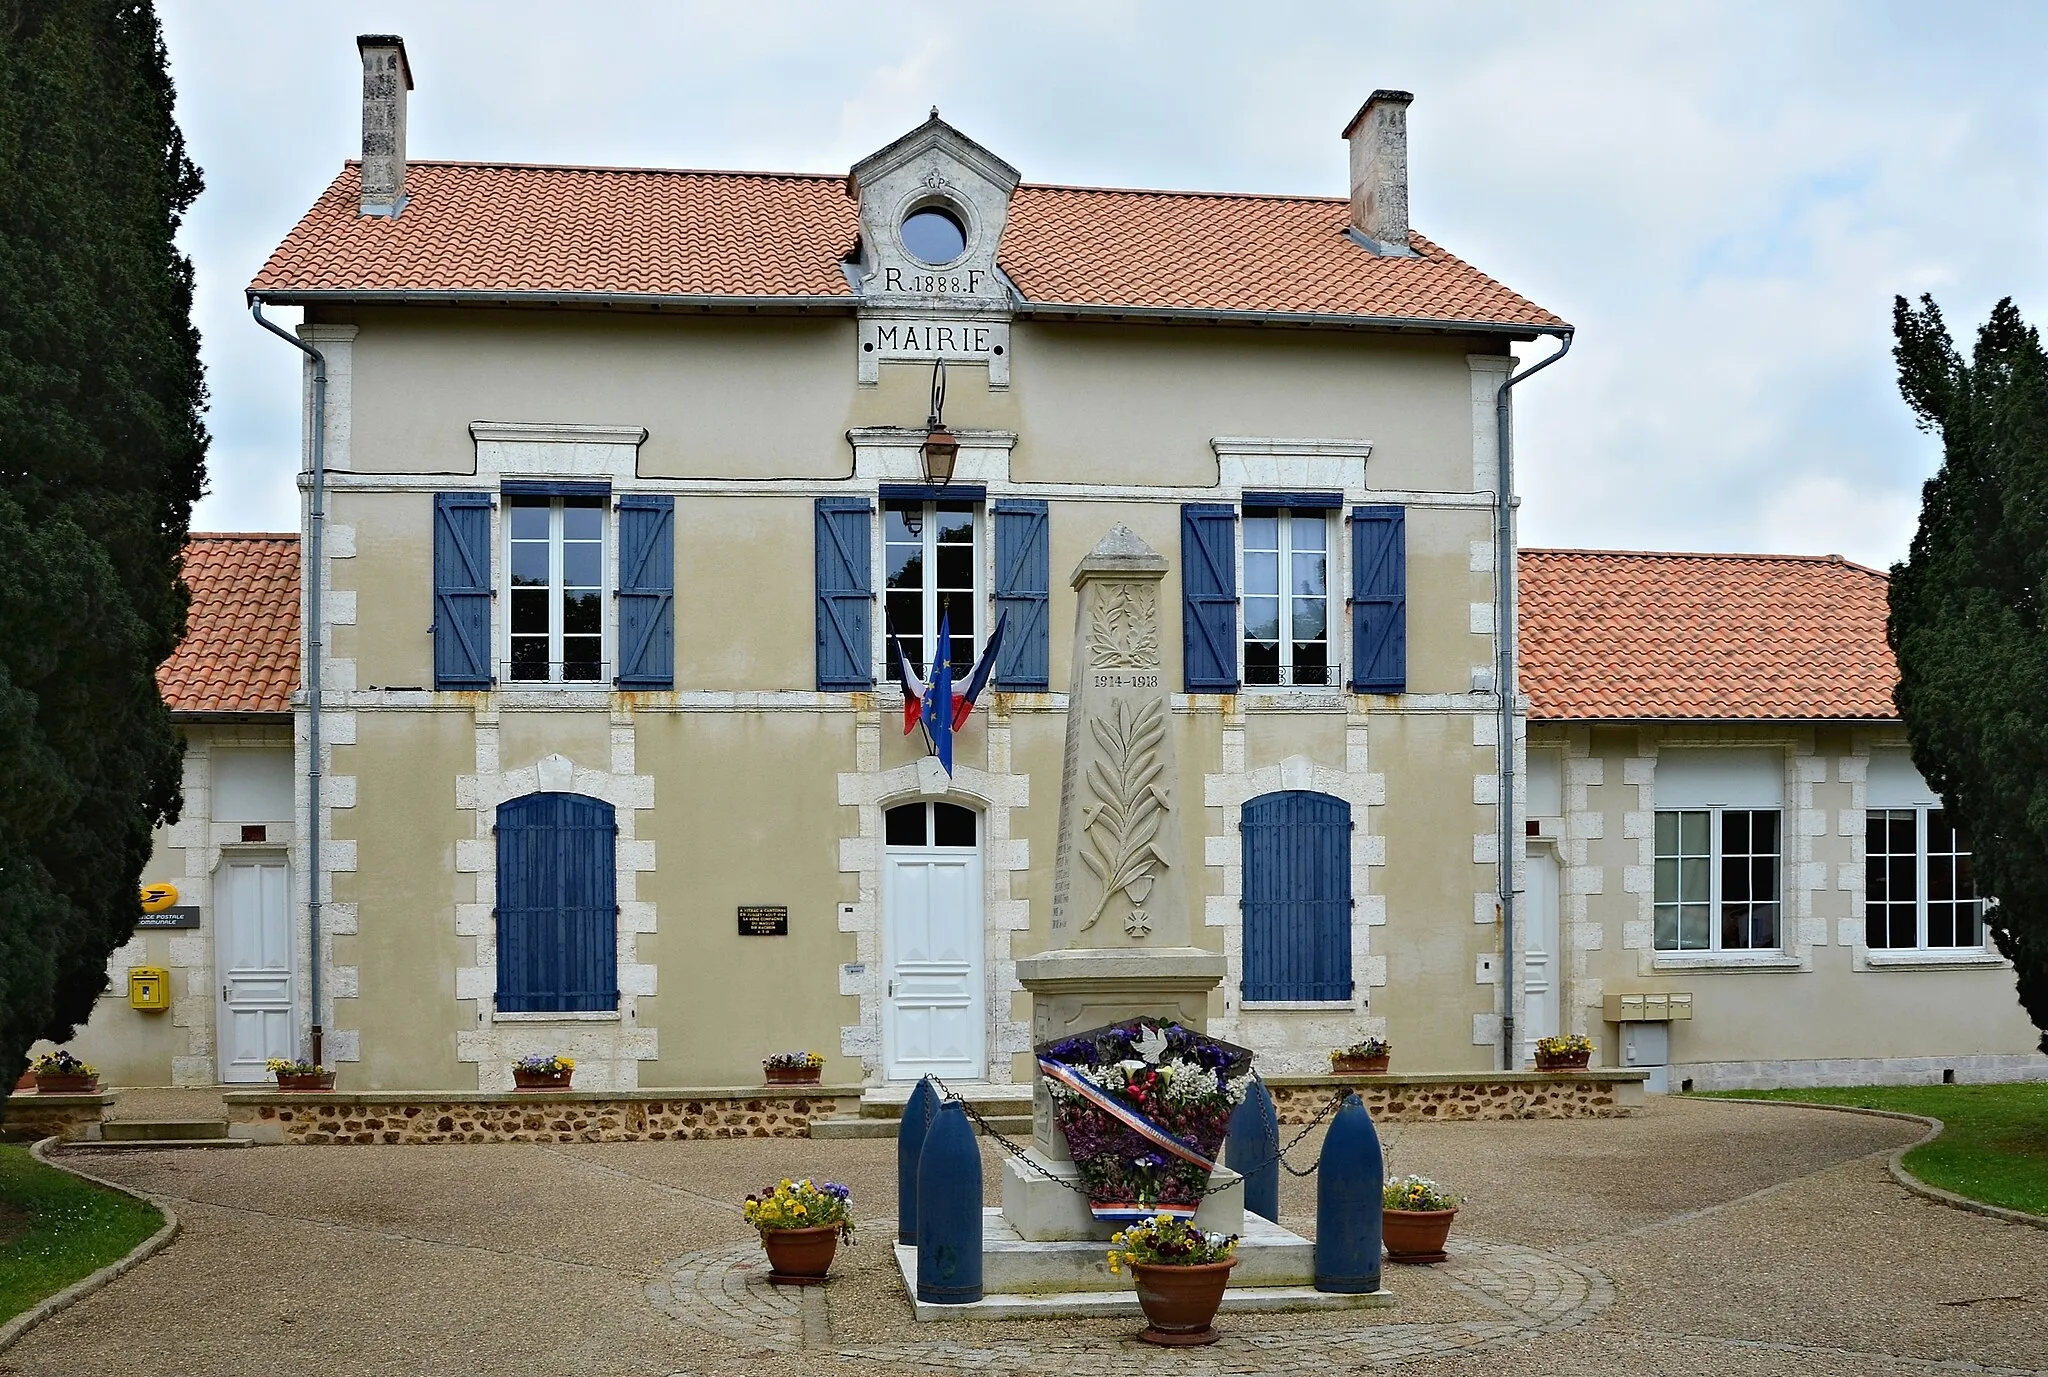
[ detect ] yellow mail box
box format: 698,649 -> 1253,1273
128,966 -> 170,1011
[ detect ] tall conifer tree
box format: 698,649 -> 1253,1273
0,0 -> 207,1108
1890,295 -> 2048,1052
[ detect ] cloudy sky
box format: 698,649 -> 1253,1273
160,1 -> 2045,569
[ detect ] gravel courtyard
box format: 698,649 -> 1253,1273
3,1097 -> 2042,1376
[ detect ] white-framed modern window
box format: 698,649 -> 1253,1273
1865,751 -> 1984,951
1867,808 -> 1982,949
1652,749 -> 1784,953
1654,808 -> 1781,951
884,499 -> 979,678
1242,506 -> 1333,687
506,495 -> 608,683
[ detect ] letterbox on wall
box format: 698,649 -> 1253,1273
128,966 -> 170,1011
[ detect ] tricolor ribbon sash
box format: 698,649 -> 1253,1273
1038,1056 -> 1218,1220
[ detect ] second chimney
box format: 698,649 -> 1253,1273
357,34 -> 413,218
1343,90 -> 1415,256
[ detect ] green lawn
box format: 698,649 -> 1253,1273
1707,1082 -> 2048,1217
0,1144 -> 164,1325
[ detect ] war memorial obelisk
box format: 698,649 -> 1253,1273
1005,526 -> 1236,1241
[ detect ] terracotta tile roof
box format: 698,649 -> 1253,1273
248,162 -> 1565,330
158,534 -> 299,716
1519,550 -> 1898,722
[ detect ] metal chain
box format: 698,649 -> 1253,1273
927,1075 -> 1348,1197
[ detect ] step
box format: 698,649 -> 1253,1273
858,1085 -> 1033,1120
65,1137 -> 249,1152
101,1119 -> 230,1142
811,1114 -> 1034,1141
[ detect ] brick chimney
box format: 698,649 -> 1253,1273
356,35 -> 413,218
1342,90 -> 1415,257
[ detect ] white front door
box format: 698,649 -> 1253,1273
883,803 -> 985,1082
215,857 -> 295,1083
1522,848 -> 1562,1064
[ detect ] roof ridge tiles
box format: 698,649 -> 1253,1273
1525,546 -> 1880,570
361,158 -> 1361,205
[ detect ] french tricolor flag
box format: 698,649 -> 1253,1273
889,612 -> 1009,775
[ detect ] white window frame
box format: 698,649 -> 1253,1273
882,499 -> 983,678
1238,505 -> 1337,691
1653,806 -> 1784,953
1866,805 -> 1986,952
501,495 -> 612,687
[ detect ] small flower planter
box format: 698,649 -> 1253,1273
1383,1206 -> 1456,1263
275,1071 -> 337,1092
34,1074 -> 100,1095
760,1224 -> 839,1283
14,1067 -> 36,1094
1331,1053 -> 1390,1075
764,1065 -> 822,1086
1131,1258 -> 1237,1345
1534,1051 -> 1591,1071
513,1069 -> 573,1091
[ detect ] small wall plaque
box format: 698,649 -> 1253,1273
737,905 -> 789,937
137,906 -> 200,930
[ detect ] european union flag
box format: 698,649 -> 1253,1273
921,609 -> 955,774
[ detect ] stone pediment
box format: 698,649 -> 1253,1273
847,112 -> 1018,314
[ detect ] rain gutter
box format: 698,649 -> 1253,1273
1495,328 -> 1573,1072
250,301 -> 327,1069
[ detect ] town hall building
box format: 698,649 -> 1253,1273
45,36 -> 2048,1098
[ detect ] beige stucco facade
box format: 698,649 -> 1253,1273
44,724 -> 296,1088
247,289 -> 1523,1094
1526,722 -> 2047,1089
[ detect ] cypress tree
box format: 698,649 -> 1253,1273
1889,295 -> 2048,1052
0,1 -> 207,1110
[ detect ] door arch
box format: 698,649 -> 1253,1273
882,800 -> 985,1081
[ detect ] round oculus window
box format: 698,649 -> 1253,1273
901,206 -> 968,266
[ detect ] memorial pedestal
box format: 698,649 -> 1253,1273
1000,1153 -> 1244,1242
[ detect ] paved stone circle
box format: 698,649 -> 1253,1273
645,1223 -> 1614,1373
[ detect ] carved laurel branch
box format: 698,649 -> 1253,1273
1079,696 -> 1169,930
1087,583 -> 1161,670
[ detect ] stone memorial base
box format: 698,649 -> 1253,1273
1000,1152 -> 1246,1242
894,1209 -> 1394,1322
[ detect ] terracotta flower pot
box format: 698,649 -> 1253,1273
760,1224 -> 839,1282
1535,1050 -> 1591,1071
14,1068 -> 36,1094
1382,1207 -> 1456,1263
1332,1054 -> 1390,1075
34,1074 -> 99,1095
512,1069 -> 572,1091
275,1072 -> 336,1092
1130,1258 -> 1237,1346
764,1065 -> 822,1086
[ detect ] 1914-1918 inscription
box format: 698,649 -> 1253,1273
737,906 -> 789,936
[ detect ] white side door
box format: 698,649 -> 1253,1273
215,858 -> 295,1083
1521,848 -> 1562,1064
883,845 -> 985,1082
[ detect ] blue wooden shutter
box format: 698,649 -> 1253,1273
433,492 -> 494,688
1349,505 -> 1406,693
1181,504 -> 1239,692
496,792 -> 619,1013
815,498 -> 874,690
616,495 -> 675,689
992,500 -> 1050,690
1240,791 -> 1353,1001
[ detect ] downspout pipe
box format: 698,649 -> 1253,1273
1494,328 -> 1572,1071
251,301 -> 327,1068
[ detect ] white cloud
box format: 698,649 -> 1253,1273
159,1 -> 2047,562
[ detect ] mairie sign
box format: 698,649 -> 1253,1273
859,316 -> 1011,385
